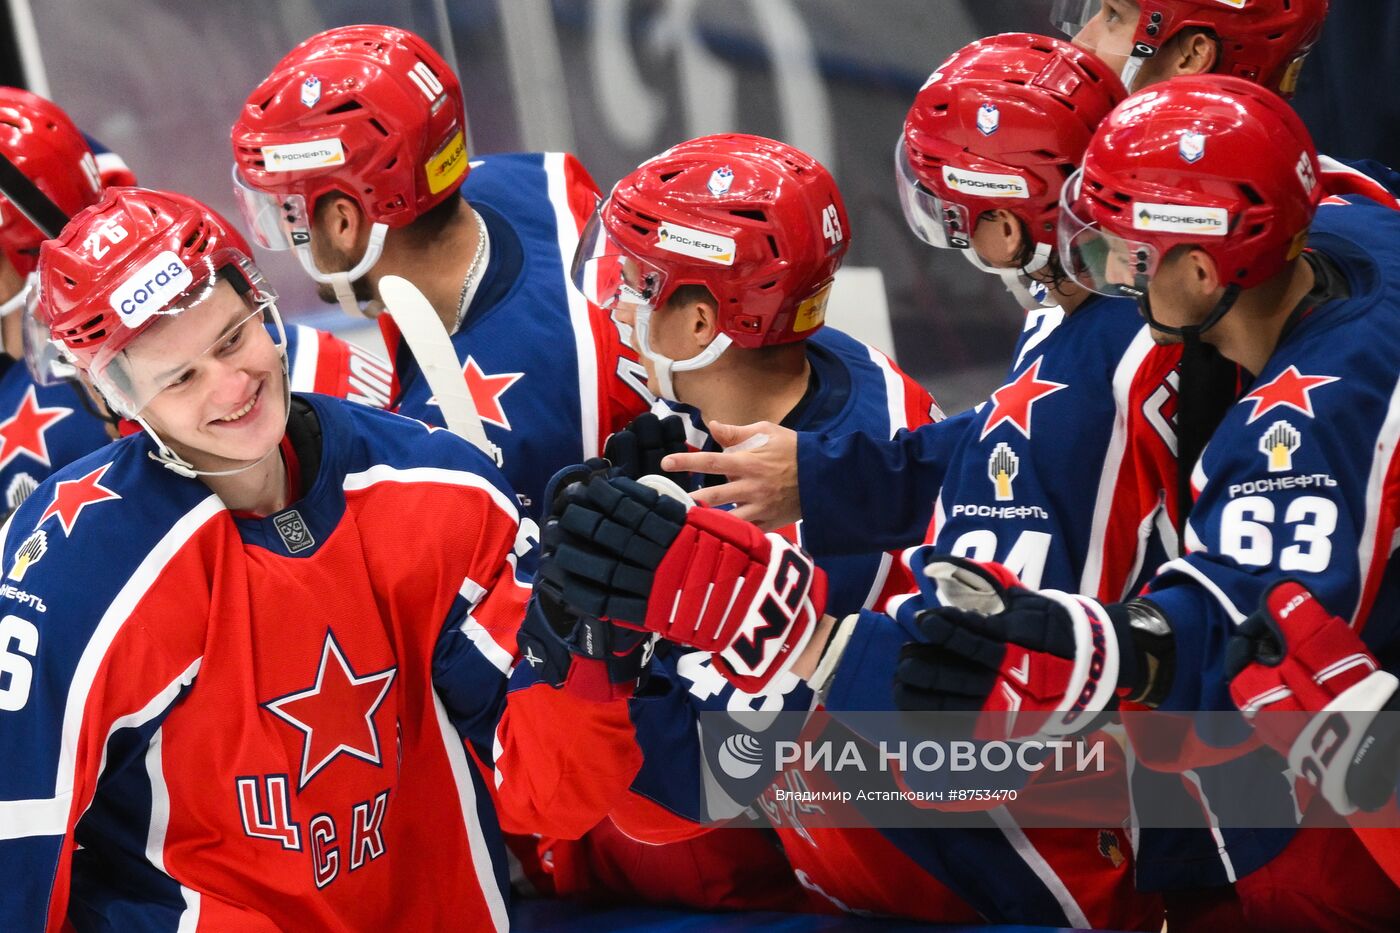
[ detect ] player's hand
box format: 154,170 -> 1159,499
1226,580 -> 1400,814
659,421 -> 800,530
893,555 -> 1127,740
517,462 -> 655,702
603,412 -> 690,485
539,473 -> 826,693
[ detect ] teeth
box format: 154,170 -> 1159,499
218,394 -> 257,423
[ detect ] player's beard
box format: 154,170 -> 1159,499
312,240 -> 376,305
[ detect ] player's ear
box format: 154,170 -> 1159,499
970,208 -> 1023,269
1167,28 -> 1219,78
692,296 -> 720,348
313,193 -> 367,254
1185,246 -> 1222,297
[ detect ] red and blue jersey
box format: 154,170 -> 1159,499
381,153 -> 651,521
0,393 -> 640,932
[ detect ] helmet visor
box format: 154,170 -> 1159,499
570,203 -> 667,312
232,165 -> 310,251
1056,169 -> 1162,298
89,250 -> 282,415
894,138 -> 972,250
22,293 -> 77,387
1049,0 -> 1101,38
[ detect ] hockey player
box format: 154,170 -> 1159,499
545,133 -> 934,912
231,25 -> 649,522
0,88 -> 393,522
0,189 -> 645,931
892,75 -> 1400,930
539,65 -> 1159,928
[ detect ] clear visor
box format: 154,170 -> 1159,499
894,138 -> 972,250
1056,169 -> 1162,298
1049,0 -> 1101,37
21,291 -> 77,387
570,203 -> 668,312
231,165 -> 310,251
90,252 -> 282,416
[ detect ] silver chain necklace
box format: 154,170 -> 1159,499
453,208 -> 489,333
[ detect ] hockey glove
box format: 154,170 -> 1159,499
893,555 -> 1133,740
1226,580 -> 1400,814
603,412 -> 691,487
539,473 -> 827,693
517,462 -> 655,702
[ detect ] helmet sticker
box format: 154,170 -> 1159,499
424,130 -> 468,195
109,250 -> 193,326
793,282 -> 832,333
942,165 -> 1030,199
656,222 -> 735,266
1178,131 -> 1206,164
707,166 -> 734,196
976,103 -> 1001,136
261,138 -> 346,173
1132,202 -> 1230,236
300,76 -> 322,108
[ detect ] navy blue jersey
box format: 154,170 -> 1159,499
383,153 -> 650,522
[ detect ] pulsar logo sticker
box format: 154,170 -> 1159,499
976,102 -> 1000,136
300,76 -> 322,108
793,282 -> 832,334
988,442 -> 1020,501
262,138 -> 346,173
1133,202 -> 1229,236
1259,420 -> 1301,473
707,166 -> 734,196
942,166 -> 1029,199
7,529 -> 46,582
424,129 -> 468,195
274,509 -> 316,554
657,222 -> 735,266
1178,130 -> 1206,164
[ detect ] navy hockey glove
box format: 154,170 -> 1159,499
1227,580 -> 1400,814
518,462 -> 655,702
540,473 -> 826,693
893,555 -> 1145,740
603,412 -> 690,487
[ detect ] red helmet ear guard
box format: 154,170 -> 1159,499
0,87 -> 104,277
590,133 -> 850,349
1053,0 -> 1329,96
1060,75 -> 1322,299
900,33 -> 1127,256
231,24 -> 469,228
36,187 -> 257,371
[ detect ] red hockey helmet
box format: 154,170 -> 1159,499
230,24 -> 469,245
1059,75 -> 1321,305
0,88 -> 102,281
573,133 -> 849,350
898,33 -> 1126,272
36,188 -> 281,416
1052,0 -> 1328,94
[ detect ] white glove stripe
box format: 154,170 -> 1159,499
1241,685 -> 1294,717
714,576 -> 746,642
1314,654 -> 1378,685
693,582 -> 716,637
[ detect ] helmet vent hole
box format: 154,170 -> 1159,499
629,223 -> 649,237
766,235 -> 780,258
326,101 -> 363,115
657,171 -> 682,183
759,280 -> 777,290
368,118 -> 389,137
255,95 -> 275,112
1238,184 -> 1266,205
383,156 -> 399,171
729,210 -> 767,222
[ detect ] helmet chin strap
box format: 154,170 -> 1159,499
961,241 -> 1056,311
291,222 -> 389,318
632,303 -> 733,401
1121,54 -> 1146,94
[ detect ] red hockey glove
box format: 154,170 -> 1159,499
893,556 -> 1131,740
1227,580 -> 1400,814
539,474 -> 826,693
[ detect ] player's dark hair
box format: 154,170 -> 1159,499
663,284 -> 718,311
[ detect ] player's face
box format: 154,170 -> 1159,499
1135,248 -> 1216,344
612,296 -> 699,396
1071,0 -> 1141,82
126,281 -> 288,468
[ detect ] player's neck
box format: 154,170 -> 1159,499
1208,258 -> 1315,376
201,448 -> 290,516
673,344 -> 811,429
368,200 -> 479,333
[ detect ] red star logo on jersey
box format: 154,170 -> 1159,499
1242,366 -> 1339,424
38,463 -> 122,536
979,359 -> 1069,440
264,630 -> 397,790
426,356 -> 523,431
0,387 -> 72,470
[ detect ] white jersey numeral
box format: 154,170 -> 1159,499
948,529 -> 1053,590
0,614 -> 38,711
1218,494 -> 1338,573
